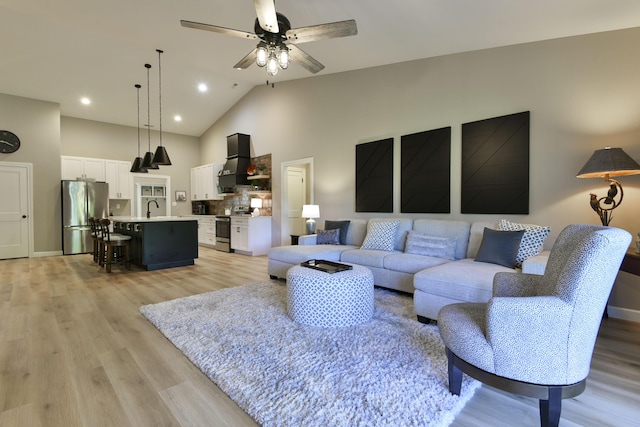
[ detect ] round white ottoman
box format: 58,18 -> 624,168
286,264 -> 374,327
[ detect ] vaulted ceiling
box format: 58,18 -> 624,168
1,0 -> 639,136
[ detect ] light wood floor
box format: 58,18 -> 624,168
1,247 -> 639,427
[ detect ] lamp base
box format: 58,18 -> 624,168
305,218 -> 317,235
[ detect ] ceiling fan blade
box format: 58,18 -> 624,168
253,0 -> 279,33
286,19 -> 357,44
180,20 -> 258,40
233,48 -> 257,69
287,44 -> 325,74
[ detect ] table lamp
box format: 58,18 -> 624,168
576,147 -> 640,225
251,198 -> 262,217
301,204 -> 320,234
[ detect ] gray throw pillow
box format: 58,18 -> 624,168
325,220 -> 350,245
404,231 -> 456,260
475,228 -> 525,268
317,228 -> 340,245
497,219 -> 551,267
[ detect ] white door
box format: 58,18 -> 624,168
287,167 -> 306,235
0,163 -> 30,259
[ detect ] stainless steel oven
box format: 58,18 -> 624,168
215,215 -> 232,252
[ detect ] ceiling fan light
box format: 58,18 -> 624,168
277,45 -> 289,69
256,44 -> 268,67
266,55 -> 279,76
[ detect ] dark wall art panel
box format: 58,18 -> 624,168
401,127 -> 451,213
356,138 -> 394,212
461,111 -> 530,214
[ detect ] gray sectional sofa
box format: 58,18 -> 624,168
268,218 -> 549,322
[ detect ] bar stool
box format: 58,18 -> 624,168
88,217 -> 102,263
98,218 -> 131,273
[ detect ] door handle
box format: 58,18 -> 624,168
22,215 -> 27,218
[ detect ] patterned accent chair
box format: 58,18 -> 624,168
438,224 -> 631,427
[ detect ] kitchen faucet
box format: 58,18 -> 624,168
146,199 -> 159,218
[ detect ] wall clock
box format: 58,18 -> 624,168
0,130 -> 21,153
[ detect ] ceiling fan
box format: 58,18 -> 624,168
180,0 -> 357,76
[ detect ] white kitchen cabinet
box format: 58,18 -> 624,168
105,160 -> 132,199
61,156 -> 106,181
197,216 -> 217,247
231,216 -> 272,256
190,163 -> 223,201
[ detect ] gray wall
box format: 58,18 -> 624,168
199,27 -> 640,318
0,93 -> 61,254
60,116 -> 201,217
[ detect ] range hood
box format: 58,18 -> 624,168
218,133 -> 251,193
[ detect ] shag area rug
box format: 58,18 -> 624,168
140,281 -> 479,427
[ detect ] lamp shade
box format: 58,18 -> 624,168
152,145 -> 172,165
301,204 -> 320,218
130,156 -> 148,173
251,198 -> 263,209
576,147 -> 640,178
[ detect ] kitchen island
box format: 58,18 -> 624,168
111,216 -> 198,271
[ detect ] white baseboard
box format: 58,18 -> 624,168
607,306 -> 640,323
32,250 -> 63,258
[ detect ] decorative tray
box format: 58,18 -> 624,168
300,259 -> 353,274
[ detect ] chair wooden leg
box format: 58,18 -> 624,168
446,348 -> 463,395
125,244 -> 131,270
540,386 -> 562,427
106,245 -> 113,273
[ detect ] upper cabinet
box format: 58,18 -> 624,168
191,163 -> 224,201
105,160 -> 133,199
61,156 -> 106,181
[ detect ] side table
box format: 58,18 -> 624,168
620,249 -> 640,275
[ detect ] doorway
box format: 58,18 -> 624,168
0,162 -> 33,259
281,158 -> 314,245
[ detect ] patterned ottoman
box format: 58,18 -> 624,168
286,264 -> 374,327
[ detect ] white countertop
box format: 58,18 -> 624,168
110,216 -> 198,222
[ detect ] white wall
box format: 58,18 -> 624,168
200,27 -> 640,316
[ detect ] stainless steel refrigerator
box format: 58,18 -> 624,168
62,180 -> 109,255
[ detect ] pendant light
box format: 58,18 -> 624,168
130,84 -> 148,173
141,63 -> 159,170
152,49 -> 172,165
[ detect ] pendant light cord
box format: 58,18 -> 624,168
157,49 -> 163,148
145,64 -> 152,152
135,84 -> 141,156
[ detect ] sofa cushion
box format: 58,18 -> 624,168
317,228 -> 340,245
325,220 -> 350,245
412,219 -> 471,260
268,244 -> 356,264
341,219 -> 368,246
414,258 -> 515,302
404,231 -> 456,260
497,219 -> 551,267
383,253 -> 451,274
467,221 -> 498,258
361,220 -> 399,251
340,249 -> 392,269
475,228 -> 525,268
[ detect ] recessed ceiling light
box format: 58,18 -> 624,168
81,97 -> 91,105
174,115 -> 182,122
198,83 -> 208,92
